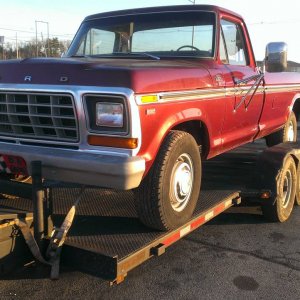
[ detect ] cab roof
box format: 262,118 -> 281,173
84,5 -> 243,22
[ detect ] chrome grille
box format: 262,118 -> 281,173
0,92 -> 78,142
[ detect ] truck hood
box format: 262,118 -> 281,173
0,57 -> 213,93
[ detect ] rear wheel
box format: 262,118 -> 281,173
134,130 -> 201,231
262,156 -> 296,222
265,111 -> 297,147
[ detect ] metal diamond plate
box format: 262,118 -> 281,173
0,186 -> 237,260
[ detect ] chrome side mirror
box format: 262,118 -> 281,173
265,42 -> 287,72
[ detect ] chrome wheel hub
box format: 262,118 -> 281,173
282,169 -> 292,208
170,153 -> 194,212
287,121 -> 295,141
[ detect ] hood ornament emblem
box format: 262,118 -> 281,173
24,76 -> 32,82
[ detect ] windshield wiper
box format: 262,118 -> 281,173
70,55 -> 88,58
112,52 -> 160,60
133,52 -> 160,60
71,53 -> 161,60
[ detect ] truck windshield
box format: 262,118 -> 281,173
67,11 -> 216,59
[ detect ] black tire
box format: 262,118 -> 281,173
262,156 -> 296,222
295,164 -> 300,206
134,130 -> 201,231
265,111 -> 297,147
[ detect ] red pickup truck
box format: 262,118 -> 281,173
0,5 -> 300,230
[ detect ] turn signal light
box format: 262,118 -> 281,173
88,135 -> 138,149
140,95 -> 158,103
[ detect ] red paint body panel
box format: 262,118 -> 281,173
256,72 -> 300,139
138,94 -> 225,173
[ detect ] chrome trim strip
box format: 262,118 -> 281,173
232,86 -> 265,95
136,86 -> 265,104
0,84 -> 142,157
136,83 -> 300,105
160,89 -> 226,102
265,84 -> 300,93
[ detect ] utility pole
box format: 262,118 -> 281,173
47,23 -> 50,57
16,32 -> 19,59
35,20 -> 50,57
188,0 -> 196,46
0,36 -> 4,60
35,21 -> 38,57
41,32 -> 45,56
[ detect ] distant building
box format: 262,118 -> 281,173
288,61 -> 300,72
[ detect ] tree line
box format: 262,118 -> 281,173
0,38 -> 71,60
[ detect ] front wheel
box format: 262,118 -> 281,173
134,130 -> 201,231
265,111 -> 297,147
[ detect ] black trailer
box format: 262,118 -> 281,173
0,141 -> 300,284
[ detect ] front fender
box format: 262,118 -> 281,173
137,104 -> 209,176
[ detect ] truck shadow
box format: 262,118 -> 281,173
204,207 -> 265,225
202,144 -> 262,191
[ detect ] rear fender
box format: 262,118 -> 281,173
291,93 -> 300,118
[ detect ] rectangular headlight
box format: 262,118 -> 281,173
96,102 -> 124,128
84,95 -> 128,134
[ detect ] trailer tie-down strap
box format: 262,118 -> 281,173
16,187 -> 86,279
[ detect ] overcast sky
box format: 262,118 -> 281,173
0,0 -> 299,62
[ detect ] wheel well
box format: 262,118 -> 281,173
172,120 -> 210,158
292,99 -> 300,120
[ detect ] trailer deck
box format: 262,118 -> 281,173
0,187 -> 239,282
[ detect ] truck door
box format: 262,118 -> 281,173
219,18 -> 264,152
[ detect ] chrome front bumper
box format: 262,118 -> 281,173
0,143 -> 145,190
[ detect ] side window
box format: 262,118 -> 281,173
77,28 -> 115,55
219,31 -> 228,63
221,19 -> 248,66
